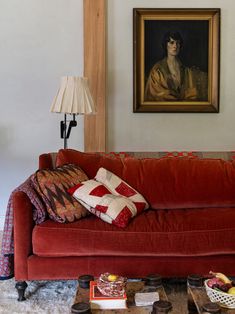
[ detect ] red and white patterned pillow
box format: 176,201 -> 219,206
95,167 -> 149,213
68,180 -> 137,228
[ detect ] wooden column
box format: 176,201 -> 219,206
83,0 -> 106,152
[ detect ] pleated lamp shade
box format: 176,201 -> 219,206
50,76 -> 96,114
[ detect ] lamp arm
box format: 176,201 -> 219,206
60,114 -> 77,144
66,115 -> 77,138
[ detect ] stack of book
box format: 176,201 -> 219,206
89,281 -> 127,309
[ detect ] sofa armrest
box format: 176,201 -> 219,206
13,191 -> 35,280
39,152 -> 57,169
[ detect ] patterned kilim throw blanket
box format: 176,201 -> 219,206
0,176 -> 47,280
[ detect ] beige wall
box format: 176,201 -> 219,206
107,0 -> 235,151
0,0 -> 84,229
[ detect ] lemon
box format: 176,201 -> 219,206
107,274 -> 118,282
228,287 -> 235,295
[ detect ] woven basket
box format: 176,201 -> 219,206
204,279 -> 235,309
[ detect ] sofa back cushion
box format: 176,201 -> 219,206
56,149 -> 124,178
56,149 -> 235,209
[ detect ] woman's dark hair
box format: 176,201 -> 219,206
162,31 -> 183,55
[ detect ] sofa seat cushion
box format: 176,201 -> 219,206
33,206 -> 235,258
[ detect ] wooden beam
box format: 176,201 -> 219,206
83,0 -> 106,152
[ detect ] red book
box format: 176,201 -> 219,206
89,281 -> 127,309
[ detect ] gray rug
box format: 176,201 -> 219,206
0,279 -> 77,313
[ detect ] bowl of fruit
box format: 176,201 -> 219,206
205,271 -> 235,309
97,273 -> 127,297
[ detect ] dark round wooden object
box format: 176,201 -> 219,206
71,302 -> 91,314
78,274 -> 94,289
152,300 -> 172,313
145,274 -> 162,287
202,302 -> 221,313
187,274 -> 203,287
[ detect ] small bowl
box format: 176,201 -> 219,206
97,273 -> 127,297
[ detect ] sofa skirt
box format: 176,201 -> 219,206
21,254 -> 235,281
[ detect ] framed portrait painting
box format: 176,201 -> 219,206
133,8 -> 220,113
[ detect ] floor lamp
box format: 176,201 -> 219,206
50,76 -> 96,149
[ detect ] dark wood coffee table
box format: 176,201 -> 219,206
188,285 -> 235,314
73,280 -> 169,313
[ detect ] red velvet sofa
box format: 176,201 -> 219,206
13,149 -> 235,299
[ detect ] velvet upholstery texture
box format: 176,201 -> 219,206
12,149 -> 235,282
27,255 -> 235,280
32,207 -> 235,257
57,149 -> 235,210
13,191 -> 34,280
56,150 -> 124,179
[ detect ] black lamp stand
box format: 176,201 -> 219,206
60,114 -> 77,149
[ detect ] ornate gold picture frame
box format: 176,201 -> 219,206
133,8 -> 220,113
